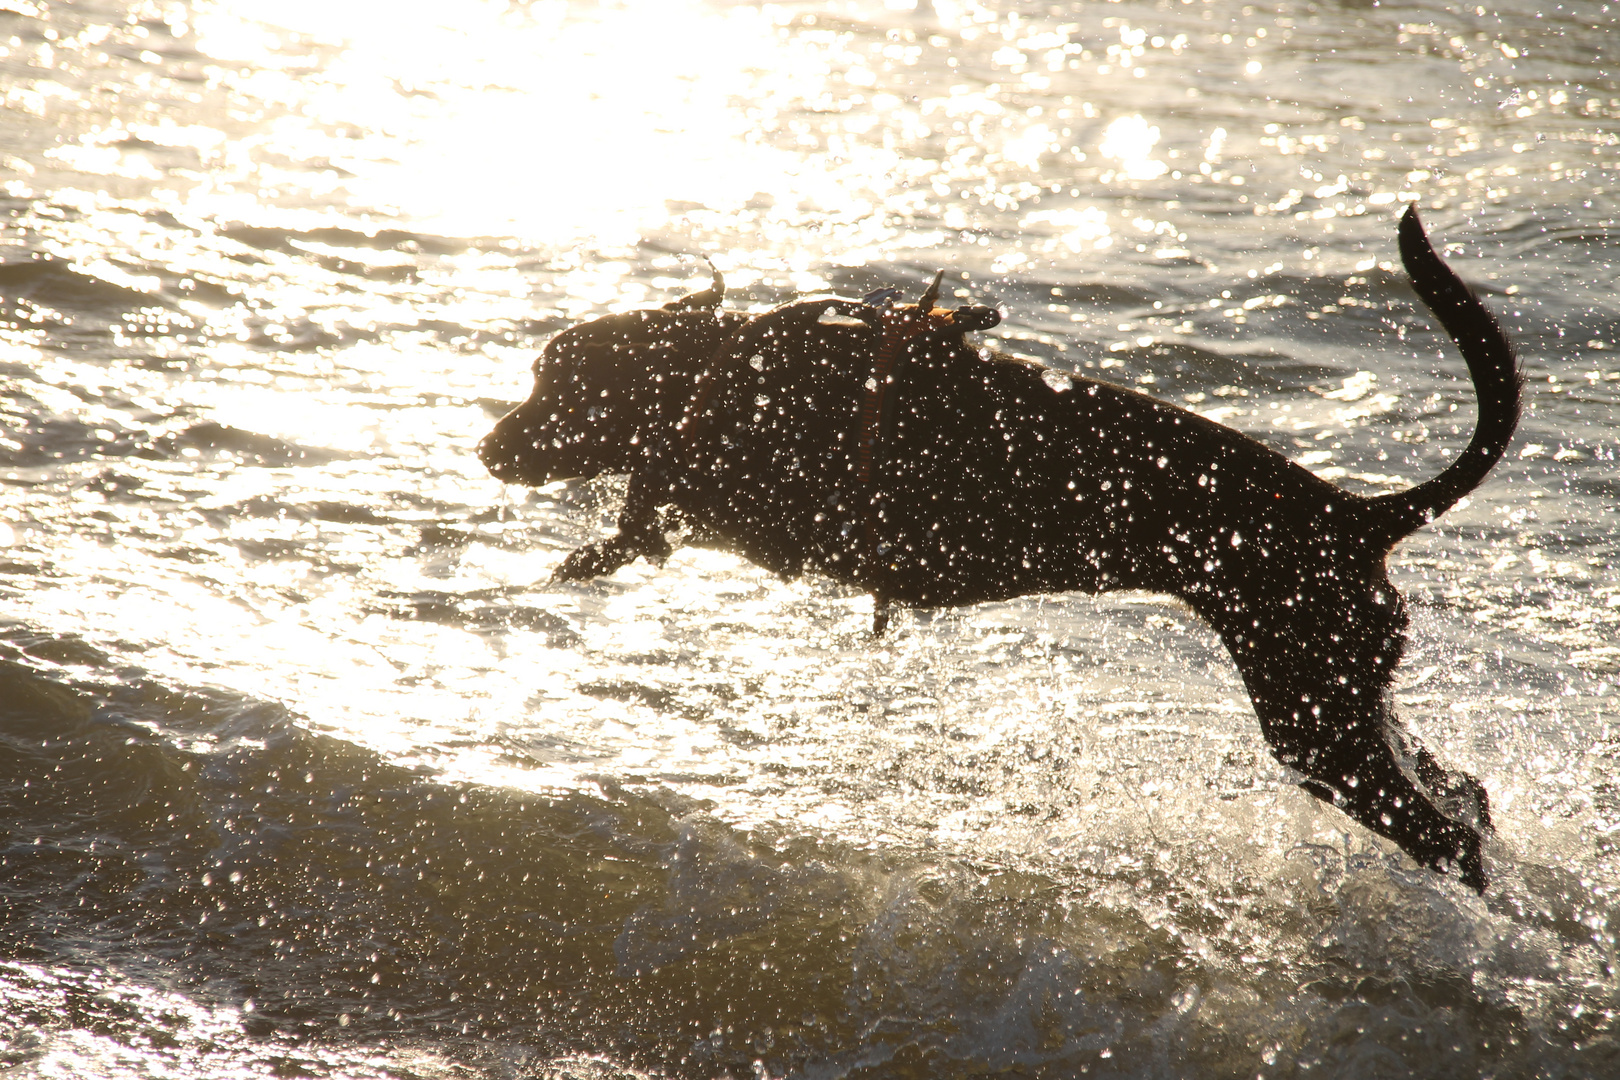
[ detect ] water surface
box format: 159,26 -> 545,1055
2,1 -> 1616,1076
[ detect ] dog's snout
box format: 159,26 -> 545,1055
479,413 -> 547,484
478,429 -> 520,481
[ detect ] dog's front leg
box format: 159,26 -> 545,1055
551,473 -> 675,583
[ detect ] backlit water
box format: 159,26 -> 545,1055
1,1 -> 1616,1076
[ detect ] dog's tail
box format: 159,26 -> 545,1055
1365,205 -> 1522,545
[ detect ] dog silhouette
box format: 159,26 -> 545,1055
480,207 -> 1518,891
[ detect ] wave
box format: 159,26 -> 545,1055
142,422 -> 352,467
0,258 -> 175,312
0,642 -> 1612,1079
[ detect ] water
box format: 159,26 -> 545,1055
1,0 -> 1615,1076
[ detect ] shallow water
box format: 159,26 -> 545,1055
1,0 -> 1617,1076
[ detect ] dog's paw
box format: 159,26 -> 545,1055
630,527 -> 674,566
1400,737 -> 1493,836
1454,825 -> 1487,894
1437,768 -> 1494,837
550,530 -> 673,583
551,538 -> 644,582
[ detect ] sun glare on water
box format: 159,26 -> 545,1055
187,0 -> 831,245
1098,114 -> 1167,181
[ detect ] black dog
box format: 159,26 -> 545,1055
480,207 -> 1519,891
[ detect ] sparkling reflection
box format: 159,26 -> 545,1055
1,0 -> 1616,1076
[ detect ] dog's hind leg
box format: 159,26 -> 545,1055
1261,709 -> 1486,891
1251,690 -> 1487,892
1208,576 -> 1489,891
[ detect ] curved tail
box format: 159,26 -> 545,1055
1366,205 -> 1522,544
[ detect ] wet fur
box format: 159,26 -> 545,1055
480,208 -> 1519,891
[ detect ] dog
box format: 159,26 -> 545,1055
479,206 -> 1519,892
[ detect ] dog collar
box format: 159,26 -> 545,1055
854,304 -> 954,493
857,304 -> 957,612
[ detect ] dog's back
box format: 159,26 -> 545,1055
672,295 -> 1375,610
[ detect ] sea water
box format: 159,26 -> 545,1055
1,1 -> 1616,1076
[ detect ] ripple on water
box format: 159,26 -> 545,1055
1,0 -> 1618,1076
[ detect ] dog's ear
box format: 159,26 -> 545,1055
663,262 -> 725,312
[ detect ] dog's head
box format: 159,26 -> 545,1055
480,273 -> 742,485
